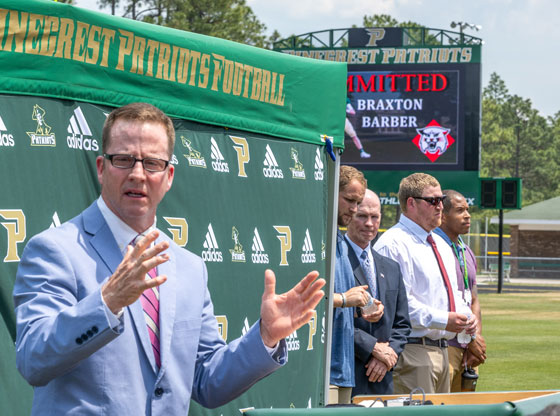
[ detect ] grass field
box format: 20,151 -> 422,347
476,289 -> 560,391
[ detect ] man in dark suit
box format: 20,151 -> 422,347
13,102 -> 325,415
345,189 -> 411,396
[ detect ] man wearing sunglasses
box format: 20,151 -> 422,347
13,102 -> 325,415
374,173 -> 477,394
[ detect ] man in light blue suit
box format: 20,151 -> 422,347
13,103 -> 325,415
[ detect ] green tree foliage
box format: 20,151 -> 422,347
362,14 -> 440,45
97,0 -> 268,47
362,14 -> 424,29
96,0 -> 120,16
481,72 -> 560,205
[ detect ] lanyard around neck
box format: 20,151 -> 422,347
452,240 -> 469,290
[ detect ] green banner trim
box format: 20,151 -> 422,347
0,0 -> 347,148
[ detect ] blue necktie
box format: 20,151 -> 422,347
360,250 -> 377,299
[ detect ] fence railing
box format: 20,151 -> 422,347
476,256 -> 560,280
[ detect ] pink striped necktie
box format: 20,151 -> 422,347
141,268 -> 161,368
131,236 -> 161,368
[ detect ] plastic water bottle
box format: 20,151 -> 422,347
361,293 -> 378,315
457,329 -> 471,344
457,313 -> 472,344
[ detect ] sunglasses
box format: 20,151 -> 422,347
412,195 -> 446,206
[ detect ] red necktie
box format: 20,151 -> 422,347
132,237 -> 161,368
427,234 -> 456,312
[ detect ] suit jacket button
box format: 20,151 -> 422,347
75,337 -> 83,345
81,334 -> 88,342
92,326 -> 99,333
154,387 -> 164,397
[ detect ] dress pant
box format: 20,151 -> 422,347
393,343 -> 450,394
328,385 -> 352,405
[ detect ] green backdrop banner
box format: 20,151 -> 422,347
0,3 -> 346,413
0,94 -> 330,415
0,0 -> 346,148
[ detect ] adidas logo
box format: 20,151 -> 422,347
202,223 -> 223,262
286,330 -> 300,351
210,137 -> 229,173
49,212 -> 61,229
0,115 -> 14,147
66,106 -> 99,151
262,144 -> 283,178
241,317 -> 251,336
314,147 -> 324,181
251,228 -> 269,264
301,229 -> 316,263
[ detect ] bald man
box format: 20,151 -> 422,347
345,190 -> 410,396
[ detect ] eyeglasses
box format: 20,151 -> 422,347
104,154 -> 170,172
412,195 -> 446,206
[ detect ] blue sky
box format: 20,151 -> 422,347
78,0 -> 560,117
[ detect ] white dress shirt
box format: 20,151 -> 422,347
374,214 -> 470,340
96,197 -> 157,326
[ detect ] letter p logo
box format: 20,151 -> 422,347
366,28 -> 386,47
0,209 -> 26,262
230,136 -> 250,177
273,225 -> 292,266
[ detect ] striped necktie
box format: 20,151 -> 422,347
360,250 -> 377,299
132,236 -> 161,368
141,269 -> 161,368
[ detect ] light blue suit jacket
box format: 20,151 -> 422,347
14,202 -> 286,415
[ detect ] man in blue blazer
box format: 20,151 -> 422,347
345,190 -> 411,396
13,103 -> 325,415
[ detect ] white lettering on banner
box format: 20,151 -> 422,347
210,137 -> 229,173
0,115 -> 15,147
313,147 -> 324,181
361,115 -> 418,128
286,330 -> 300,351
357,98 -> 423,111
263,144 -> 283,178
251,228 -> 269,264
66,106 -> 99,152
301,229 -> 316,264
202,223 -> 223,262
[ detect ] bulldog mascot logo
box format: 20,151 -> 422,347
412,119 -> 455,162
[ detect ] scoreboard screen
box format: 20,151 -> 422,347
346,67 -> 461,167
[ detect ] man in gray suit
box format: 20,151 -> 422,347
345,190 -> 411,396
13,102 -> 325,415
